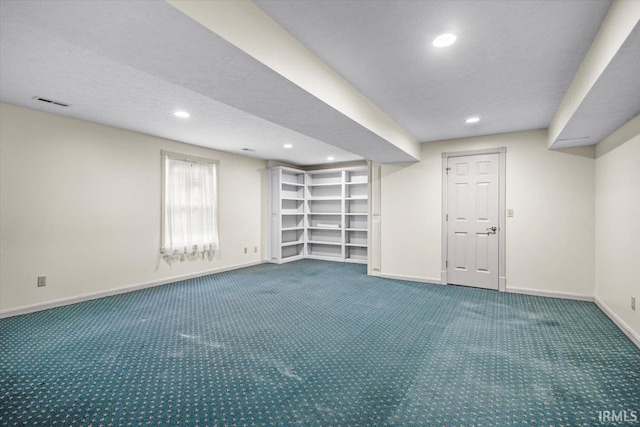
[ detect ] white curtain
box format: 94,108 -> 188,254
162,152 -> 219,262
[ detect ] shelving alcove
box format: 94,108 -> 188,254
268,166 -> 369,264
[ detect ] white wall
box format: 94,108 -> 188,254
0,103 -> 267,314
595,129 -> 640,339
380,129 -> 596,297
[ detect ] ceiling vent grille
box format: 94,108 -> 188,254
32,96 -> 71,107
557,136 -> 590,142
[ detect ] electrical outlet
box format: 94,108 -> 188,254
37,276 -> 46,287
254,246 -> 258,253
632,297 -> 636,311
244,247 -> 247,254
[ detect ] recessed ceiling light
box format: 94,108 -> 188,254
283,144 -> 293,149
465,116 -> 480,124
174,111 -> 190,118
327,156 -> 335,161
433,33 -> 456,48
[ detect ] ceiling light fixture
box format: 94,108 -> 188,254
283,144 -> 293,149
465,116 -> 480,124
432,33 -> 456,48
327,156 -> 335,161
174,111 -> 190,118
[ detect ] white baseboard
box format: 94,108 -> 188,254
379,273 -> 441,285
0,260 -> 266,319
594,296 -> 640,349
506,286 -> 594,302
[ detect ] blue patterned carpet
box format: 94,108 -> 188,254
1,260 -> 639,426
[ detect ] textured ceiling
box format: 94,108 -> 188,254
256,0 -> 612,143
0,0 -> 416,165
2,0 -> 631,161
0,19 -> 358,166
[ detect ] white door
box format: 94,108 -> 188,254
446,154 -> 500,290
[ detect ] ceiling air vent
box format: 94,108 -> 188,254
32,96 -> 71,107
242,148 -> 256,152
556,136 -> 590,142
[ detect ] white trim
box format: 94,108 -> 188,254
304,165 -> 368,174
368,161 -> 381,276
161,150 -> 219,166
506,286 -> 594,302
441,147 -> 507,158
273,255 -> 305,264
270,165 -> 307,175
0,260 -> 266,319
440,155 -> 448,285
379,273 -> 441,285
499,276 -> 507,292
441,147 -> 507,291
497,150 -> 506,292
595,296 -> 640,349
305,255 -> 344,263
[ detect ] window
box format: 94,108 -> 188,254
161,151 -> 219,262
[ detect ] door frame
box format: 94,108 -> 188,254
441,147 -> 507,292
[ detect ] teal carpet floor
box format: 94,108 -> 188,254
1,260 -> 639,426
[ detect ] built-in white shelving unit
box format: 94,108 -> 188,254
269,166 -> 368,264
270,167 -> 307,263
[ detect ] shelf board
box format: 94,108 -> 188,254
282,227 -> 304,231
345,228 -> 367,232
307,183 -> 342,187
345,243 -> 368,248
345,182 -> 368,185
281,241 -> 305,247
308,197 -> 342,201
308,226 -> 341,230
281,212 -> 305,216
308,241 -> 342,246
345,197 -> 368,200
282,182 -> 305,187
282,197 -> 304,201
345,213 -> 368,216
308,212 -> 342,215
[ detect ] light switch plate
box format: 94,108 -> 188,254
507,209 -> 514,217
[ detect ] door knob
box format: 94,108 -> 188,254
487,226 -> 497,234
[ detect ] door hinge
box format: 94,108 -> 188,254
446,260 -> 448,268
446,214 -> 448,221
